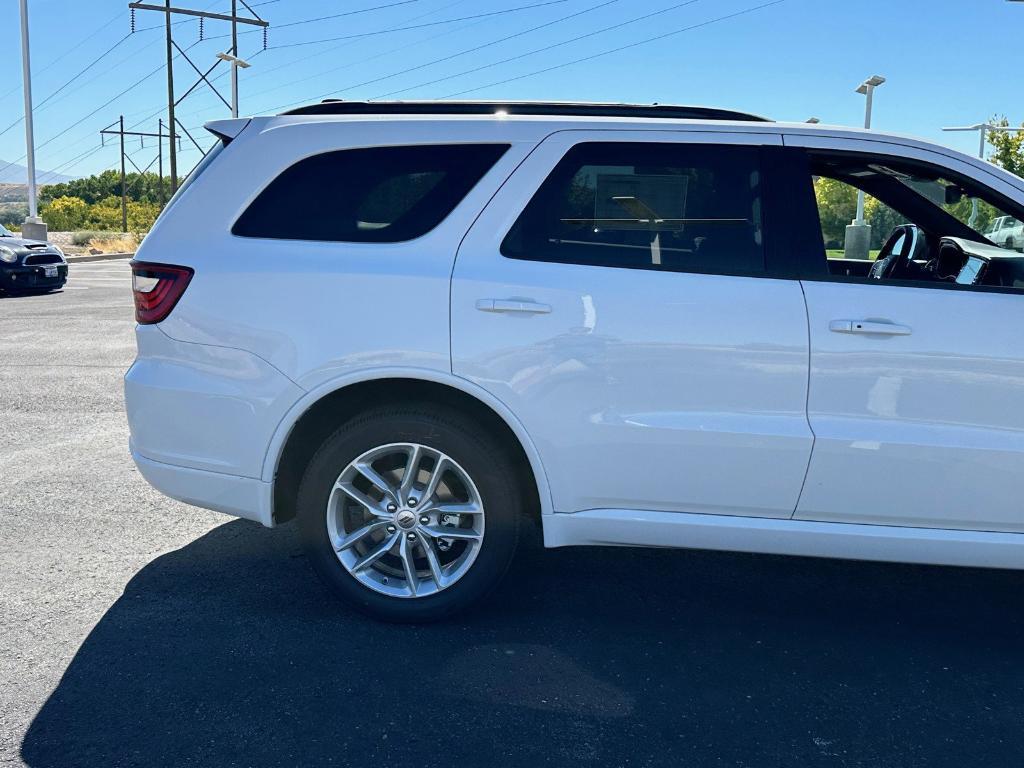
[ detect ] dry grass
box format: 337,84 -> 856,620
87,233 -> 140,253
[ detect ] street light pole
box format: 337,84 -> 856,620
854,75 -> 885,224
18,0 -> 45,241
845,75 -> 885,260
216,51 -> 251,117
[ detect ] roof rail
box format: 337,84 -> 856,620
279,100 -> 772,122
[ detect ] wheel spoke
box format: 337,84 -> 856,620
354,461 -> 399,505
352,532 -> 399,572
334,481 -> 387,516
399,535 -> 420,596
334,521 -> 389,552
420,536 -> 447,589
399,444 -> 424,500
418,525 -> 482,542
420,456 -> 452,505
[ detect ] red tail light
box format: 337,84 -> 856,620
131,261 -> 193,324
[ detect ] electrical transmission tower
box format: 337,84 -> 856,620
100,116 -> 180,232
127,1 -> 269,193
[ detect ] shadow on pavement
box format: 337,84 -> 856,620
21,519 -> 1024,767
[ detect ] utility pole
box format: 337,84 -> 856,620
231,0 -> 239,118
164,0 -> 177,192
100,120 -> 180,230
129,2 -> 269,189
119,116 -> 127,232
18,0 -> 45,241
157,119 -> 165,208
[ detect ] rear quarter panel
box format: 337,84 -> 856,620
145,118 -> 542,391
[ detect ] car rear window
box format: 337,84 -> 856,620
233,144 -> 509,243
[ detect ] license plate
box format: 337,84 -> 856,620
44,266 -> 57,277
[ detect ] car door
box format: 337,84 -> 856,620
451,129 -> 814,518
785,134 -> 1024,532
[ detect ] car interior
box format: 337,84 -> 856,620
811,152 -> 1024,290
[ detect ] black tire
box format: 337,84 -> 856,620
295,403 -> 522,623
1006,237 -> 1016,252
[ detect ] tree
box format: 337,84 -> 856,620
40,170 -> 167,206
84,196 -> 123,230
813,177 -> 858,248
41,195 -> 88,231
987,117 -> 1024,179
126,200 -> 160,232
864,197 -> 906,249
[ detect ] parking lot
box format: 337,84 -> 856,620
1,260 -> 1023,767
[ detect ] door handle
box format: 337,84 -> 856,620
476,299 -> 552,315
829,319 -> 912,336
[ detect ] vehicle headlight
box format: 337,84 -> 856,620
0,245 -> 17,264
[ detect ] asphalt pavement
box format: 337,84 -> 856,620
2,261 -> 1024,767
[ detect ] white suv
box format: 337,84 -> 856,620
126,101 -> 1024,622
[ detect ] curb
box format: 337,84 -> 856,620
66,252 -> 135,263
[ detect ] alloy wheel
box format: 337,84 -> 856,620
326,442 -> 485,598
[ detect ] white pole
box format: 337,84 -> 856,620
855,83 -> 874,224
19,0 -> 39,223
230,0 -> 239,118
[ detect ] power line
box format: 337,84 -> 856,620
263,0 -> 622,112
0,32 -> 139,141
210,0 -> 471,88
269,0 -> 569,50
377,0 -> 700,99
12,40 -> 206,182
246,0 -> 419,31
443,0 -> 785,97
0,7 -> 125,102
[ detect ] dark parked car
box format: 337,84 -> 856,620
0,224 -> 67,294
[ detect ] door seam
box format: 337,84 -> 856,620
791,278 -> 817,519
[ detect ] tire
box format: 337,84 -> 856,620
1006,237 -> 1016,252
295,403 -> 522,622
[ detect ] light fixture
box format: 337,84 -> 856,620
217,51 -> 251,69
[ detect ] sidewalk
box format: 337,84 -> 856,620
65,252 -> 134,263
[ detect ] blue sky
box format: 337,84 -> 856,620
1,0 -> 1021,181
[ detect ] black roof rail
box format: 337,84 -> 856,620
279,100 -> 772,122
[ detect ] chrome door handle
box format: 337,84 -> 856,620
830,319 -> 912,336
476,299 -> 552,314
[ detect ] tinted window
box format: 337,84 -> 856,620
807,151 -> 1024,291
234,144 -> 509,242
502,142 -> 765,274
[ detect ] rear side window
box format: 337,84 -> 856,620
502,142 -> 764,275
234,144 -> 510,242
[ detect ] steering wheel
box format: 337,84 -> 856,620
869,224 -> 920,280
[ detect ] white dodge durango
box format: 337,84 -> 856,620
125,101 -> 1024,622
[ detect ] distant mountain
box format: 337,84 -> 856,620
0,159 -> 74,185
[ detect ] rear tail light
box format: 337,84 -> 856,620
130,261 -> 193,324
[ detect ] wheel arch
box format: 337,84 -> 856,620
264,369 -> 553,526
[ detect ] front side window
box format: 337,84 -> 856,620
234,144 -> 509,242
808,151 -> 1024,291
502,142 -> 764,275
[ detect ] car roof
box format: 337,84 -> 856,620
279,99 -> 772,123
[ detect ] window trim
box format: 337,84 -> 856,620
499,140 -> 788,280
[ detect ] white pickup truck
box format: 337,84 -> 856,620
987,215 -> 1024,251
